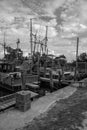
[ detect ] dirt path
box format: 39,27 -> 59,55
0,86 -> 76,130
19,87 -> 87,130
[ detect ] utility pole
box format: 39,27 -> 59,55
16,38 -> 20,60
3,31 -> 6,59
75,37 -> 79,80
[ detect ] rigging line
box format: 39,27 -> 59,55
33,21 -> 54,28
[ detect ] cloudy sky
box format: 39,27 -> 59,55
0,0 -> 87,61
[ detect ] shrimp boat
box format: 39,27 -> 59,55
0,38 -> 39,93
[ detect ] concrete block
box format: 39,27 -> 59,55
16,90 -> 31,103
16,101 -> 31,112
16,90 -> 31,112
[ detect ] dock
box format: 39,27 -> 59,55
0,91 -> 39,112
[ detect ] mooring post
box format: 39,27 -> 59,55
21,70 -> 26,90
50,69 -> 53,92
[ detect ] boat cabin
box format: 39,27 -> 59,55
0,61 -> 15,73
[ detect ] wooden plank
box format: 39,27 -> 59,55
0,100 -> 15,111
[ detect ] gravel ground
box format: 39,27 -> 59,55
19,87 -> 87,130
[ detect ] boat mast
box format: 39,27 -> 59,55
30,19 -> 33,56
44,26 -> 48,77
45,26 -> 48,54
30,19 -> 33,74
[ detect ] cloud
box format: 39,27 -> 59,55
44,0 -> 65,16
80,0 -> 87,25
0,0 -> 87,61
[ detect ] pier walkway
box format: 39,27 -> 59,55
0,85 -> 76,130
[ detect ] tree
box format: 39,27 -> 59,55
78,52 -> 87,62
55,55 -> 66,67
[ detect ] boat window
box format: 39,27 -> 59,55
64,73 -> 71,76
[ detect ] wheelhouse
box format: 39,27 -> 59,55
0,61 -> 15,73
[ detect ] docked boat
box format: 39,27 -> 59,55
39,68 -> 72,92
0,60 -> 39,92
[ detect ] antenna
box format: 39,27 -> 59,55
16,38 -> 20,49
